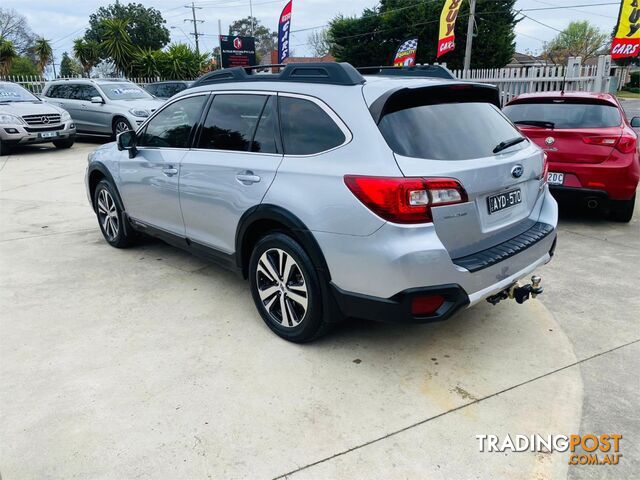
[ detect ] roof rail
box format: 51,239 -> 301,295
191,62 -> 366,88
357,65 -> 455,80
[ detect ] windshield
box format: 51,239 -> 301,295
378,102 -> 524,160
503,102 -> 622,129
99,83 -> 152,100
0,83 -> 39,102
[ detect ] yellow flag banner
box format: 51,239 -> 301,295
437,0 -> 463,58
611,0 -> 639,59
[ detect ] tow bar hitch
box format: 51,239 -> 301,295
487,275 -> 543,305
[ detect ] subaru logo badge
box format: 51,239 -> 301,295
511,165 -> 524,178
545,136 -> 555,146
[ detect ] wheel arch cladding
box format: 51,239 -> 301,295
88,163 -> 122,211
235,204 -> 332,281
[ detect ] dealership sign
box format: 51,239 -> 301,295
437,0 -> 463,58
611,0 -> 640,59
219,35 -> 257,68
278,0 -> 293,63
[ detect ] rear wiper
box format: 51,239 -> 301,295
493,136 -> 526,154
513,120 -> 555,129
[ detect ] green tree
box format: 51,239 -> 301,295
157,43 -> 208,79
0,37 -> 18,75
543,21 -> 607,64
32,36 -> 52,75
73,38 -> 101,75
328,0 -> 518,69
59,51 -> 83,77
228,16 -> 276,63
131,47 -> 161,77
307,29 -> 330,57
84,2 -> 170,52
99,18 -> 135,75
8,55 -> 38,76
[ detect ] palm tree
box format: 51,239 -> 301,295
159,44 -> 208,80
33,37 -> 53,75
0,37 -> 18,76
99,19 -> 135,75
73,38 -> 100,76
131,47 -> 160,78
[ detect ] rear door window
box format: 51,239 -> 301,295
279,96 -> 346,155
503,101 -> 622,129
198,94 -> 267,152
378,102 -> 522,160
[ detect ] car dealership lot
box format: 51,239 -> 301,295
1,134 -> 638,479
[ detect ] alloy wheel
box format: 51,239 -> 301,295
115,120 -> 130,135
256,248 -> 308,328
97,188 -> 119,241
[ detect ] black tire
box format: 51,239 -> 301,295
93,179 -> 135,248
53,137 -> 75,149
609,194 -> 635,223
249,232 -> 331,342
112,117 -> 132,139
0,140 -> 10,156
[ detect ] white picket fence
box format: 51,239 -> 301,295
0,75 -> 179,95
450,55 -> 614,105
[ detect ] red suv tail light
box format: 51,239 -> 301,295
343,176 -> 468,224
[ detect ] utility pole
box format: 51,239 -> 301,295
185,2 -> 204,55
218,19 -> 223,69
463,0 -> 476,72
249,0 -> 254,36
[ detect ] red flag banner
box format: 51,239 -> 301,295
437,0 -> 463,58
611,0 -> 640,59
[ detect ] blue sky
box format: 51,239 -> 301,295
4,0 -> 620,70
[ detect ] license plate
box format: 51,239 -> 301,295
547,172 -> 564,185
487,189 -> 522,214
39,131 -> 58,139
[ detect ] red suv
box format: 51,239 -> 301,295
504,92 -> 639,222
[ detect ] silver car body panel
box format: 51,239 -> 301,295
43,79 -> 164,134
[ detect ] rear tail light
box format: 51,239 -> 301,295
582,135 -> 620,147
343,176 -> 468,224
540,152 -> 549,182
411,294 -> 445,316
616,134 -> 637,154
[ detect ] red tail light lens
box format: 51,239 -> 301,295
616,134 -> 637,154
540,152 -> 549,182
411,294 -> 445,316
582,135 -> 620,147
343,176 -> 468,224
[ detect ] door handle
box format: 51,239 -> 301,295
162,167 -> 178,177
236,171 -> 261,185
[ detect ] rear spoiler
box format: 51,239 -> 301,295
369,82 -> 501,124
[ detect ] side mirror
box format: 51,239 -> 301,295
631,117 -> 640,128
117,130 -> 137,158
91,96 -> 104,104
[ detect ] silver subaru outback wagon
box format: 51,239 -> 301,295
85,63 -> 558,342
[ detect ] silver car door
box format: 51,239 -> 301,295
118,93 -> 209,235
78,84 -> 111,133
180,93 -> 283,253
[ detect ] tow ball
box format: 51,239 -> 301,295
486,275 -> 543,305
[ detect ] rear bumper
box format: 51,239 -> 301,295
330,283 -> 469,324
315,188 -> 558,323
548,153 -> 639,201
